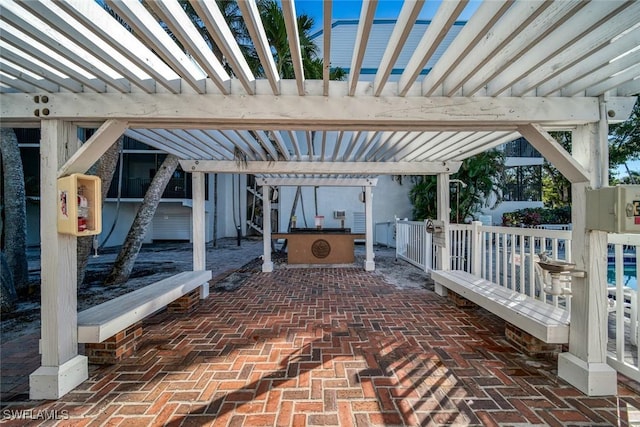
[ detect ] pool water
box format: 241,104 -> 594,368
607,264 -> 638,290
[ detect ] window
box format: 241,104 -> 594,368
503,137 -> 541,158
503,165 -> 542,202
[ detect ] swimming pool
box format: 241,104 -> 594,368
607,263 -> 638,290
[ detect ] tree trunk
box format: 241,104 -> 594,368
0,128 -> 28,297
104,154 -> 179,285
77,136 -> 123,286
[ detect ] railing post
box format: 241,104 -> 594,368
471,221 -> 482,276
424,219 -> 432,272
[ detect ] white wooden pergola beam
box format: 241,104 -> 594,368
269,131 -> 291,161
0,42 -> 83,93
534,26 -> 640,97
287,130 -> 302,159
235,130 -> 269,161
188,0 -> 255,95
1,24 -> 107,93
421,0 -> 512,96
485,1 -> 632,97
5,93 -> 606,128
254,130 -> 280,161
105,0 -> 206,94
374,0 -> 424,96
124,129 -> 186,159
442,0 -> 551,97
145,1 -> 231,95
0,60 -> 59,93
332,131 -> 345,162
561,53 -> 640,97
348,0 -> 378,96
354,131 -> 381,161
180,160 -> 461,175
281,0 -> 305,96
342,131 -> 362,161
19,0 -> 156,94
460,1 -> 584,96
0,1 -> 131,93
256,177 -> 378,187
237,0 -> 280,95
380,131 -> 433,161
362,131 -> 401,161
322,1 -> 332,96
442,131 -> 520,161
584,68 -> 640,97
224,130 -> 265,160
398,0 -> 467,97
58,119 -> 127,177
517,124 -> 589,183
56,0 -> 181,93
170,129 -> 233,160
146,129 -> 211,159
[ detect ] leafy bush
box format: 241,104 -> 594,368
502,207 -> 571,227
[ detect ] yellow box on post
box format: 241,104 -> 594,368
57,173 -> 102,236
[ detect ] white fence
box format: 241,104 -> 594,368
394,219 -> 639,381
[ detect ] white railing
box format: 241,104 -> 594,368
395,220 -> 432,271
395,219 -> 639,381
606,233 -> 640,381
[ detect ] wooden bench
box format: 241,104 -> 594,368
431,270 -> 569,355
78,270 -> 211,363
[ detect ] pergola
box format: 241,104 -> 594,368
1,0 -> 638,400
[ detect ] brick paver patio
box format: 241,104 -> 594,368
2,263 -> 640,426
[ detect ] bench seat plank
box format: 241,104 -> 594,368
78,270 -> 212,343
431,270 -> 569,344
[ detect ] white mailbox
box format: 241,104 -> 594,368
586,185 -> 640,234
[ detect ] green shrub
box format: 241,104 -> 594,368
502,207 -> 571,227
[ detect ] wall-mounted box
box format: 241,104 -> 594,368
57,173 -> 102,236
586,185 -> 640,234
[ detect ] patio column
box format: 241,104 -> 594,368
262,185 -> 274,272
364,186 -> 375,271
558,118 -> 617,395
30,120 -> 88,399
436,173 -> 450,270
192,171 -> 208,299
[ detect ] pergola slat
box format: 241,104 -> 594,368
0,60 -> 60,93
281,0 -> 305,95
322,0 -> 332,96
188,0 -> 256,95
373,0 -> 424,96
534,26 -> 640,97
105,0 -> 206,94
420,0 -> 513,97
237,0 -> 280,95
145,0 -> 232,94
484,1 -> 632,97
348,0 -> 378,96
56,0 -> 181,93
398,0 -> 466,97
20,0 -> 156,94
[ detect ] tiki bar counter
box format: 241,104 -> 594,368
272,228 -> 365,264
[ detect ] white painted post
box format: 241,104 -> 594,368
471,220 -> 482,276
262,185 -> 274,272
30,120 -> 88,400
557,119 -> 617,396
364,186 -> 375,271
436,173 -> 450,270
192,172 -> 208,299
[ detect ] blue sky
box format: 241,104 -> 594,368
294,0 -> 481,32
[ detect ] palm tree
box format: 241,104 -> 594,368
409,150 -> 505,223
105,154 -> 180,285
0,128 -> 28,299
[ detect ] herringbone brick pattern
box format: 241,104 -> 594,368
2,266 -> 639,426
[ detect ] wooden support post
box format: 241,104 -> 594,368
192,172 -> 208,299
470,220 -> 482,276
558,120 -> 617,396
436,173 -> 450,271
364,186 -> 375,271
262,185 -> 274,272
30,120 -> 88,399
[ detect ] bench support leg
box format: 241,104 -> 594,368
84,322 -> 143,365
433,281 -> 447,297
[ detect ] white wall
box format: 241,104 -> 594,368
276,175 -> 412,232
